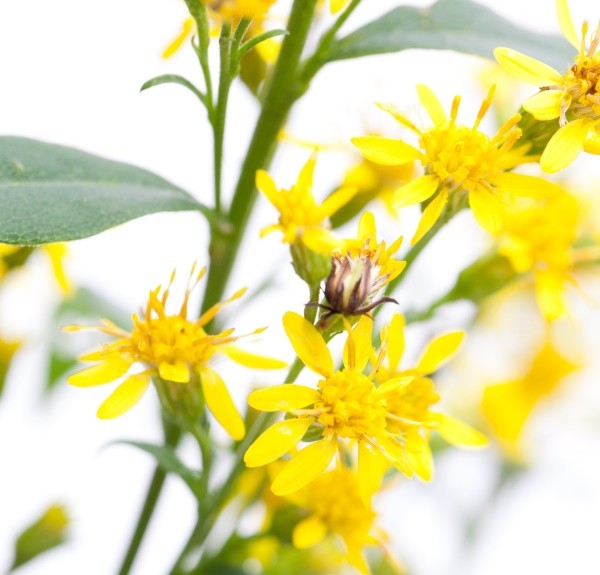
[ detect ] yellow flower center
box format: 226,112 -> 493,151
277,186 -> 325,230
315,370 -> 387,439
131,315 -> 216,369
420,124 -> 505,193
562,22 -> 600,121
383,377 -> 439,434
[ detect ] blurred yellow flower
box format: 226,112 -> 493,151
288,467 -> 386,574
244,312 -> 486,500
353,85 -> 560,244
481,340 -> 578,460
163,0 -> 277,60
495,0 -> 600,172
496,192 -> 580,320
257,155 -> 356,253
67,265 -> 285,438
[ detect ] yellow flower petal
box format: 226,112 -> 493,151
540,119 -> 592,173
416,84 -> 447,125
330,0 -> 348,13
271,438 -> 336,496
352,136 -> 422,166
357,210 -> 376,240
283,312 -> 333,378
97,374 -> 150,419
523,90 -> 562,121
434,413 -> 488,447
534,269 -> 567,320
385,314 -> 405,373
298,155 -> 317,192
417,331 -> 464,374
292,515 -> 328,549
256,169 -> 281,208
223,347 -> 287,370
68,358 -> 131,387
405,432 -> 433,482
244,417 -> 314,467
583,127 -> 600,154
248,384 -> 320,411
162,17 -> 195,59
199,287 -> 247,327
410,188 -> 448,245
358,442 -> 388,503
493,172 -> 561,199
199,366 -> 245,441
556,0 -> 580,50
343,315 -> 373,372
494,47 -> 563,86
301,228 -> 341,254
393,175 -> 439,208
158,361 -> 190,383
320,186 -> 357,218
469,189 -> 503,233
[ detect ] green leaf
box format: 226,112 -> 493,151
141,74 -> 207,106
326,0 -> 572,70
237,29 -> 288,61
0,137 -> 209,245
116,440 -> 201,498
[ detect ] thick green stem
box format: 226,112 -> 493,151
115,419 -> 182,575
202,0 -> 319,312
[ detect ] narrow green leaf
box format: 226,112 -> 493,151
326,0 -> 572,70
237,29 -> 288,61
141,74 -> 207,106
116,440 -> 201,497
0,137 -> 210,245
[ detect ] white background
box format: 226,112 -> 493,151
1,0 -> 600,574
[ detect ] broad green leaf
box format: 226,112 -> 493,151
0,137 -> 209,245
117,440 -> 201,498
326,0 -> 572,70
10,504 -> 69,571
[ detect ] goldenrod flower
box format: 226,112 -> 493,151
482,340 -> 578,461
163,1 -> 277,60
495,0 -> 600,172
497,193 -> 581,320
244,313 -> 486,500
257,155 -> 356,254
353,85 -> 560,244
340,157 -> 415,217
319,211 -> 404,323
317,0 -> 351,15
288,467 -> 386,574
67,265 -> 285,439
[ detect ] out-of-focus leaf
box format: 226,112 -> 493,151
10,504 -> 69,571
0,137 -> 209,245
116,440 -> 201,497
326,0 -> 572,70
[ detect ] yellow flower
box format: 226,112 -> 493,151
67,265 -> 285,438
0,243 -> 72,294
288,467 -> 386,574
244,312 -> 486,500
353,85 -> 560,244
495,0 -> 600,172
164,1 -> 277,60
340,157 -> 415,217
257,155 -> 356,254
317,0 -> 351,15
481,340 -> 578,461
496,192 -> 581,320
318,211 -> 405,323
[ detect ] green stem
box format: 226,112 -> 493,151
167,358 -> 304,575
115,419 -> 182,575
213,22 -> 233,215
201,0 -> 319,312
